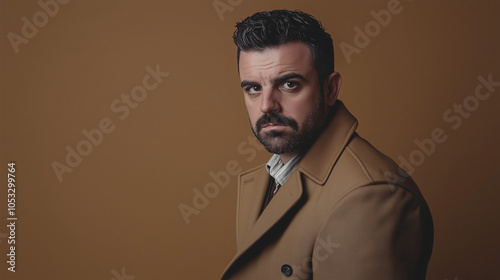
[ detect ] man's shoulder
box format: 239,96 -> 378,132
344,134 -> 401,180
333,133 -> 425,200
315,133 -> 431,231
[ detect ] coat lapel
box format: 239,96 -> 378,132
222,170 -> 303,278
235,166 -> 269,251
238,171 -> 303,251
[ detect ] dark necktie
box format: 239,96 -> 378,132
260,177 -> 278,215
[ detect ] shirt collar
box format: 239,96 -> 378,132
265,153 -> 302,187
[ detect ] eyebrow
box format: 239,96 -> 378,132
272,73 -> 307,84
240,73 -> 307,88
240,80 -> 259,88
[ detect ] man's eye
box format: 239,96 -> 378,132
282,81 -> 298,90
246,86 -> 260,94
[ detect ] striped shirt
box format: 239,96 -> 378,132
265,153 -> 302,194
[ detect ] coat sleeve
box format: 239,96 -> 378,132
312,184 -> 433,280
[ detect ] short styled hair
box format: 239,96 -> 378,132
233,9 -> 335,83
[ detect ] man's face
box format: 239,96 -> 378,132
239,42 -> 329,158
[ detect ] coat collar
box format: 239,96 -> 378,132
298,100 -> 358,185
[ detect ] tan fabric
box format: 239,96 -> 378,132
221,101 -> 434,280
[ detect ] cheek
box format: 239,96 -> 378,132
284,101 -> 314,123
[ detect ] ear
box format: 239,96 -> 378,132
324,72 -> 342,107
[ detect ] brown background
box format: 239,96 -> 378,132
1,0 -> 499,279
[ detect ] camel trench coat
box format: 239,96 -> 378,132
221,101 -> 434,280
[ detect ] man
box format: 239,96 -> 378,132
221,10 -> 433,280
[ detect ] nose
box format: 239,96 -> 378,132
260,88 -> 281,114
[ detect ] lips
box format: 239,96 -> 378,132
262,123 -> 286,128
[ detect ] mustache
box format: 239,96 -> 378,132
256,111 -> 299,132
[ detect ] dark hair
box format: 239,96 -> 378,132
233,9 -> 335,83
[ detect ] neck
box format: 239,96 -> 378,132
279,150 -> 300,164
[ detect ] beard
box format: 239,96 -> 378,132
250,95 -> 327,155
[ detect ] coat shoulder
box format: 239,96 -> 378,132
341,134 -> 425,200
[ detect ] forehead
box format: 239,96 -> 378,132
238,42 -> 315,81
